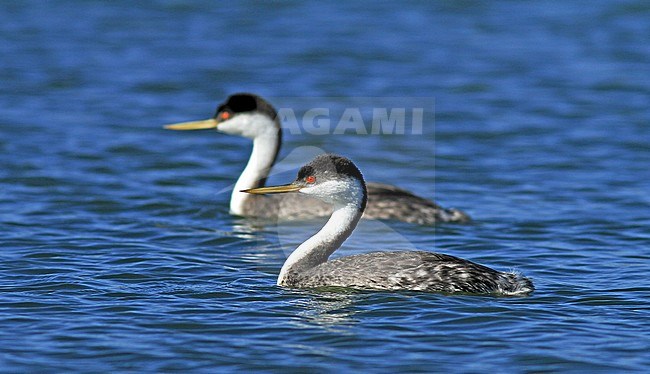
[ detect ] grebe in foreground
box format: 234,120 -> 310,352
165,93 -> 470,225
243,154 -> 533,295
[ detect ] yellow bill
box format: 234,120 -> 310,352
164,118 -> 218,130
242,184 -> 302,194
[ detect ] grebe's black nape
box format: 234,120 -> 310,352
165,93 -> 470,225
244,154 -> 533,296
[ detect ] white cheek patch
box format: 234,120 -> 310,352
218,113 -> 277,139
300,180 -> 339,197
300,178 -> 364,207
217,116 -> 247,136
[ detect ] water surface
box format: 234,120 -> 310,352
1,1 -> 650,372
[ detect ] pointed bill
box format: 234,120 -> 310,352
241,184 -> 302,195
164,118 -> 218,130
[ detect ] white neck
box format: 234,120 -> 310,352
277,202 -> 362,286
230,132 -> 280,214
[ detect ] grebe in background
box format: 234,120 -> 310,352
165,93 -> 470,224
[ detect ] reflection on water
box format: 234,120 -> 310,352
290,290 -> 362,330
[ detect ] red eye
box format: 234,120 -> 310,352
306,175 -> 316,184
219,111 -> 231,120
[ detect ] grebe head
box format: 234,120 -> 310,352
243,154 -> 368,211
164,93 -> 279,140
213,93 -> 279,139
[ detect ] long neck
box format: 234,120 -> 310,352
277,202 -> 363,286
230,132 -> 280,215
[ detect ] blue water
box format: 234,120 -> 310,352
1,0 -> 650,372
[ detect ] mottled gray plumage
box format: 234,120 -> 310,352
240,193 -> 332,220
282,251 -> 533,295
364,183 -> 470,224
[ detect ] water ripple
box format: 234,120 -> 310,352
1,0 -> 650,372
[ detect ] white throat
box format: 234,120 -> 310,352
230,132 -> 279,214
277,185 -> 364,286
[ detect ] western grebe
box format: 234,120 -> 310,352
243,154 -> 533,295
165,93 -> 470,224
